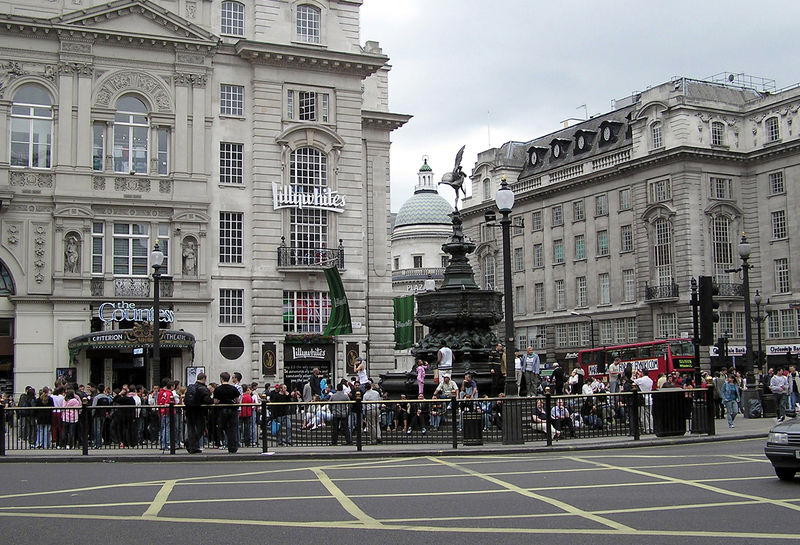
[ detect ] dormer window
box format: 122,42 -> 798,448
527,146 -> 548,166
550,139 -> 571,160
573,130 -> 595,153
598,121 -> 623,145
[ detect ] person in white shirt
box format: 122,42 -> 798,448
514,352 -> 523,395
437,341 -> 453,379
633,370 -> 654,431
607,358 -> 621,393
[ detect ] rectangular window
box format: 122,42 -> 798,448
649,178 -> 671,202
92,123 -> 104,171
534,283 -> 545,312
767,310 -> 780,339
651,123 -> 662,149
772,210 -> 787,240
283,291 -> 331,333
553,240 -> 564,264
513,247 -> 524,271
220,84 -> 244,116
483,179 -> 491,201
718,312 -> 734,339
574,234 -> 585,260
572,200 -> 584,221
576,276 -> 587,307
531,210 -> 543,231
600,320 -> 613,345
441,255 -> 449,268
92,222 -> 104,274
710,176 -> 732,199
112,223 -> 149,276
555,279 -> 565,309
219,288 -> 244,324
627,317 -> 637,342
568,323 -> 579,346
766,117 -> 780,142
219,211 -> 243,264
533,243 -> 543,268
552,205 -> 563,226
775,258 -> 790,293
734,312 -> 745,339
598,273 -> 610,305
595,194 -> 608,216
619,188 -> 631,211
413,255 -> 423,268
220,142 -> 244,184
156,128 -> 168,175
580,322 -> 591,346
614,319 -> 627,344
288,90 -> 331,123
512,215 -> 524,235
555,324 -> 567,348
393,257 -> 399,270
657,313 -> 678,339
623,269 -> 636,302
620,224 -> 633,252
597,230 -> 609,256
221,1 -> 245,36
769,171 -> 785,195
157,224 -> 169,272
781,309 -> 796,337
515,285 -> 526,314
711,122 -> 725,146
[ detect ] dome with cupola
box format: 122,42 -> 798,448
394,158 -> 453,228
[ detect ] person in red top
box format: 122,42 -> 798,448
239,384 -> 254,447
156,377 -> 174,451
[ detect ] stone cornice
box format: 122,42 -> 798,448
362,110 -> 412,132
235,40 -> 388,78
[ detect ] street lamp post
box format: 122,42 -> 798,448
754,290 -> 769,374
570,310 -> 594,349
151,242 -> 165,381
496,176 -> 517,397
737,234 -> 755,387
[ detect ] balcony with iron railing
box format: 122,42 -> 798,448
644,282 -> 680,301
391,267 -> 446,282
277,237 -> 345,270
715,281 -> 745,297
90,277 -> 174,298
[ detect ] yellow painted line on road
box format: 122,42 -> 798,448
0,481 -> 163,501
142,480 -> 176,519
427,455 -> 634,532
312,468 -> 382,527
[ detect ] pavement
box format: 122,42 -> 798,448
0,414 -> 778,463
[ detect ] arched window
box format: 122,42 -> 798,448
113,96 -> 149,174
650,121 -> 662,149
483,254 -> 496,290
221,1 -> 245,36
711,121 -> 725,146
712,216 -> 733,284
10,84 -> 52,168
652,218 -> 673,286
289,147 -> 327,262
296,4 -> 321,43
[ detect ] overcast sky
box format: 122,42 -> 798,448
360,0 -> 800,212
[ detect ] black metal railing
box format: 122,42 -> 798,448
391,267 -> 446,282
645,282 -> 680,300
715,282 -> 745,297
277,237 -> 344,269
0,388 -> 716,455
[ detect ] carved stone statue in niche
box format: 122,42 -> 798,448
182,238 -> 197,276
64,234 -> 80,273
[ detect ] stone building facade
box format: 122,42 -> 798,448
461,75 -> 799,371
0,0 -> 409,394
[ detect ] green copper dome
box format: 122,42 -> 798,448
419,158 -> 432,172
394,190 -> 453,228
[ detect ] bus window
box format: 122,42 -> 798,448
669,341 -> 694,356
637,345 -> 652,358
606,349 -> 621,362
589,351 -> 605,365
620,348 -> 637,361
652,344 -> 667,359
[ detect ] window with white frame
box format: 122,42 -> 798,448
555,324 -> 567,348
412,255 -> 423,268
712,216 -> 733,283
599,320 -> 613,345
113,95 -> 149,174
534,282 -> 545,312
112,223 -> 150,276
513,247 -> 524,271
92,222 -> 104,274
626,317 -> 637,342
769,171 -> 785,195
531,210 -> 543,231
619,187 -> 631,211
552,204 -> 563,226
598,273 -> 610,304
553,239 -> 564,264
555,279 -> 565,309
220,84 -> 244,116
296,4 -> 321,43
92,122 -> 105,171
576,276 -> 587,307
221,1 -> 245,36
220,142 -> 243,184
528,326 -> 547,349
596,230 -> 609,256
533,243 -> 543,268
710,176 -> 732,199
772,210 -> 787,240
711,121 -> 725,146
580,322 -> 591,346
219,288 -> 244,324
734,312 -> 745,339
290,148 -> 328,262
620,224 -> 633,252
283,290 -> 331,333
568,322 -> 580,346
765,117 -> 780,142
10,84 -> 52,169
516,329 -> 528,352
653,218 -> 673,286
649,178 -> 671,202
219,211 -> 243,264
650,121 -> 663,149
623,269 -> 636,302
155,128 -> 168,175
573,200 -> 584,221
483,255 -> 495,290
157,224 -> 169,272
717,312 -> 734,339
614,319 -> 626,344
512,216 -> 524,235
595,194 -> 608,216
657,313 -> 678,339
483,178 -> 490,201
775,258 -> 790,293
767,309 -> 798,339
574,234 -> 585,260
287,89 -> 330,123
515,285 -> 526,314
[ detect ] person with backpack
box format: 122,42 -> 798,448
721,374 -> 741,429
91,383 -> 112,449
184,372 -> 212,454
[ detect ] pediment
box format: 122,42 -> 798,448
51,0 -> 217,44
54,205 -> 94,218
172,210 -> 210,223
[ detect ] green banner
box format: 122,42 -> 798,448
393,295 -> 415,350
323,266 -> 353,336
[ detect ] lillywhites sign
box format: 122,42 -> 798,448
272,182 -> 346,213
292,346 -> 327,360
99,301 -> 175,324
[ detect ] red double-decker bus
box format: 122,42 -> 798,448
578,339 -> 696,384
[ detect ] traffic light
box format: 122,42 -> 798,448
698,275 -> 719,345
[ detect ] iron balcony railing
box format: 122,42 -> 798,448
111,277 -> 173,298
645,282 -> 680,300
277,237 -> 344,269
391,267 -> 445,282
715,282 -> 745,297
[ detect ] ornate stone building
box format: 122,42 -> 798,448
462,75 -> 800,371
0,0 -> 409,394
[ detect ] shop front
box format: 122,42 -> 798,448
282,342 -> 335,392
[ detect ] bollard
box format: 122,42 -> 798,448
169,402 -> 176,455
545,392 -> 553,447
706,385 -> 716,436
261,398 -> 269,454
81,404 -> 89,456
451,396 -> 459,449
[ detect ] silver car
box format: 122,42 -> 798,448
765,414 -> 800,481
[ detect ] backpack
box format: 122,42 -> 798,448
94,395 -> 112,418
184,383 -> 199,407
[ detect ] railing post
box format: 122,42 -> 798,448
452,396 -> 459,449
545,392 -> 553,447
261,398 -> 269,454
169,402 -> 176,455
706,385 -> 716,436
0,404 -> 5,456
81,404 -> 89,456
354,397 -> 363,452
631,388 -> 641,441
